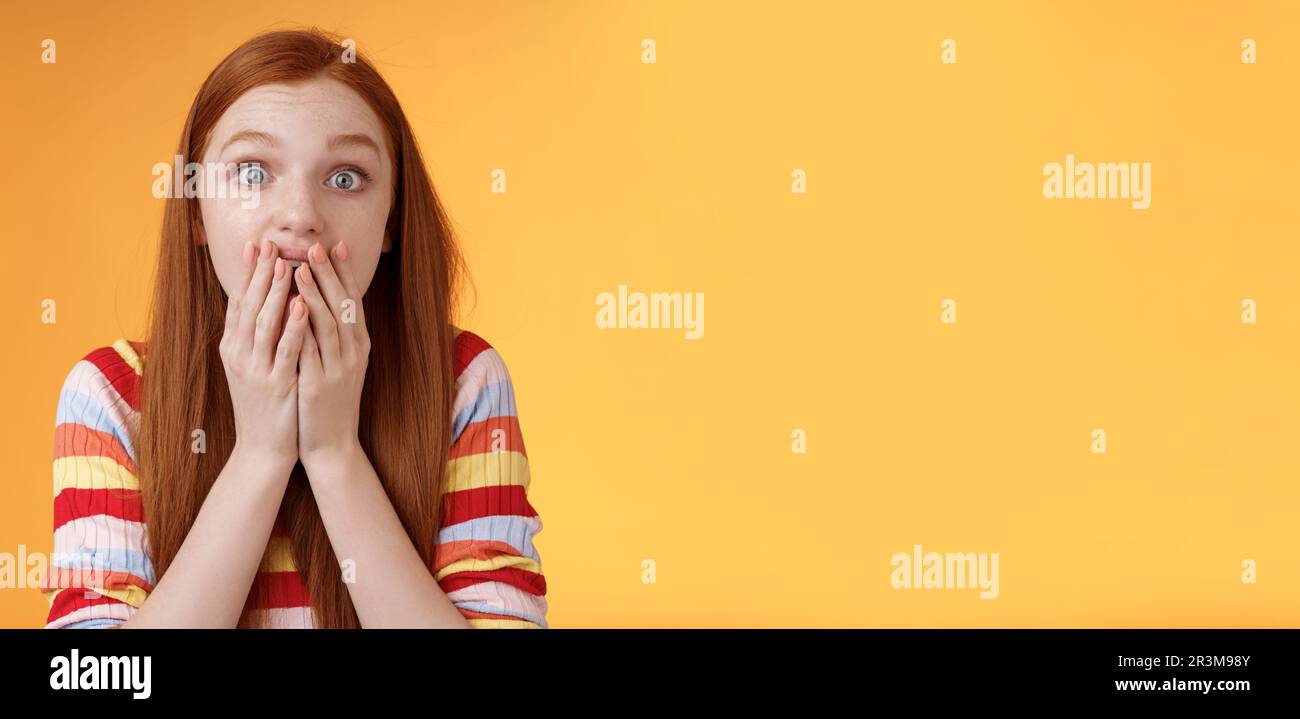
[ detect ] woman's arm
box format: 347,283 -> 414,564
119,448 -> 292,628
125,241 -> 309,628
431,339 -> 548,629
303,446 -> 473,629
43,348 -> 153,629
302,336 -> 547,629
291,242 -> 465,627
42,349 -> 290,629
292,243 -> 547,628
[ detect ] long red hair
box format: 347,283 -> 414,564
139,28 -> 468,628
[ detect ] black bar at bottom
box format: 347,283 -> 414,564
0,629 -> 1291,705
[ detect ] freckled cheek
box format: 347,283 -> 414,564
326,198 -> 390,260
199,200 -> 266,294
335,192 -> 384,234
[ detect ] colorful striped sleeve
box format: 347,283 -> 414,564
434,331 -> 548,628
41,342 -> 155,629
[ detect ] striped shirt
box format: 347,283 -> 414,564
41,329 -> 547,629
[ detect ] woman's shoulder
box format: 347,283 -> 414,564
451,325 -> 498,378
448,327 -> 526,457
56,339 -> 145,466
450,326 -> 518,406
59,339 -> 146,411
73,338 -> 146,372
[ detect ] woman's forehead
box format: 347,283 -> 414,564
207,77 -> 387,155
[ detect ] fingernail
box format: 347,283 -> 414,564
310,243 -> 325,263
242,241 -> 255,265
335,241 -> 350,261
274,257 -> 285,280
260,239 -> 274,259
298,264 -> 314,286
292,296 -> 306,318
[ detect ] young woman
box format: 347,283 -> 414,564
40,29 -> 547,629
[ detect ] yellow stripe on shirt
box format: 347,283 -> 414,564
468,617 -> 543,629
111,338 -> 144,376
53,455 -> 140,493
435,552 -> 543,582
260,537 -> 298,573
46,584 -> 149,609
444,450 -> 531,494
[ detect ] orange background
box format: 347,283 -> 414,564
2,0 -> 1298,627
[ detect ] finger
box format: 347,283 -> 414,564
300,318 -> 322,378
306,242 -> 354,356
329,241 -> 367,336
237,239 -> 279,351
295,261 -> 341,373
224,240 -> 257,337
253,257 -> 293,368
272,295 -> 309,383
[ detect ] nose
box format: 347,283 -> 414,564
268,174 -> 323,241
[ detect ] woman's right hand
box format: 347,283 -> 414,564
218,238 -> 310,472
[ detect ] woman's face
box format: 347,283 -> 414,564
198,74 -> 393,300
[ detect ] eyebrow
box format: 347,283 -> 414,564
216,130 -> 382,159
327,132 -> 382,158
218,130 -> 277,155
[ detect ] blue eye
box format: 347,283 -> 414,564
328,168 -> 368,191
238,163 -> 268,185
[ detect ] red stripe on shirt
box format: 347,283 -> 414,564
53,488 -> 144,530
83,345 -> 141,412
48,586 -> 128,621
251,571 -> 311,610
453,330 -> 492,377
439,565 -> 547,596
441,484 -> 538,525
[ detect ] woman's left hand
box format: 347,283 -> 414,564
294,240 -> 370,471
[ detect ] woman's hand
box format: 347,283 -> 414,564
294,240 -> 370,472
218,238 -> 310,473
